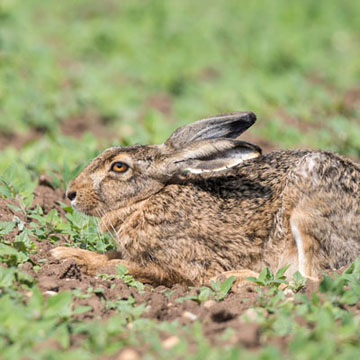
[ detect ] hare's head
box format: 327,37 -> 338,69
66,112 -> 261,217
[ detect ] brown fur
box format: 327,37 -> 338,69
51,112 -> 360,286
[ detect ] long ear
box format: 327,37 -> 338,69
165,112 -> 256,149
159,138 -> 261,177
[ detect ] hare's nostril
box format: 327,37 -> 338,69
67,191 -> 77,201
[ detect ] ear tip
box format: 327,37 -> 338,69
247,111 -> 257,123
207,111 -> 257,126
230,111 -> 257,124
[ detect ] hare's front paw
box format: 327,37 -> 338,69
51,246 -> 108,273
51,246 -> 82,260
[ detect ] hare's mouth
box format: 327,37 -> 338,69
69,191 -> 109,218
70,200 -> 107,219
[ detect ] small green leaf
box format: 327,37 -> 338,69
28,287 -> 43,318
198,287 -> 213,302
0,242 -> 29,265
45,291 -> 73,318
275,265 -> 291,279
115,264 -> 129,278
319,275 -> 334,293
0,267 -> 16,288
0,221 -> 15,236
258,267 -> 271,284
74,305 -> 93,314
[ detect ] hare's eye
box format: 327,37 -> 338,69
111,161 -> 129,173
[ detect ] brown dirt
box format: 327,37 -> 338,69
0,111 -> 119,151
0,128 -> 45,150
60,111 -> 118,140
33,179 -> 68,215
145,93 -> 173,116
0,197 -> 27,243
343,87 -> 360,113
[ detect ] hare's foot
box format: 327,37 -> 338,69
50,247 -> 189,286
210,269 -> 260,293
50,247 -> 124,274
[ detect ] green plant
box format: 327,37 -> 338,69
176,276 -> 235,303
247,265 -> 290,289
104,296 -> 147,322
97,264 -> 145,292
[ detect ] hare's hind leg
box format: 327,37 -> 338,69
282,152 -> 360,279
288,209 -> 321,279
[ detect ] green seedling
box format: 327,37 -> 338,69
104,296 -> 147,322
97,265 -> 146,292
290,271 -> 306,292
0,221 -> 15,237
176,276 -> 235,303
247,265 -> 290,289
115,265 -> 145,292
209,276 -> 236,301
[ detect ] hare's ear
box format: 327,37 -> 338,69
164,138 -> 261,176
165,112 -> 256,149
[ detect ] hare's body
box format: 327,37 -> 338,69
52,113 -> 360,286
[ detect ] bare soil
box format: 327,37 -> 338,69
0,128 -> 45,150
60,112 -> 115,139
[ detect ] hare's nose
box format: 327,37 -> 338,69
67,191 -> 77,201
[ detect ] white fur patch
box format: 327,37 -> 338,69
298,154 -> 320,180
185,152 -> 259,174
290,218 -> 305,275
90,173 -> 105,188
71,199 -> 76,209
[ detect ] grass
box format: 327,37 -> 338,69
1,0 -> 360,150
1,0 -> 360,358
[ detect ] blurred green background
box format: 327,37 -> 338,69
1,0 -> 360,157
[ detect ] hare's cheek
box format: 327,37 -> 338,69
99,180 -> 122,198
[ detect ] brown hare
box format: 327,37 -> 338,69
51,112 -> 360,287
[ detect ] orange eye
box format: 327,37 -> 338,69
111,161 -> 129,173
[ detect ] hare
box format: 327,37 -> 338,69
51,112 -> 360,287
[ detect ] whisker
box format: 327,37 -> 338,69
95,209 -> 110,253
93,217 -> 105,254
97,208 -> 117,245
106,211 -> 119,242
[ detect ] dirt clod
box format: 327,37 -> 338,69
116,348 -> 140,360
